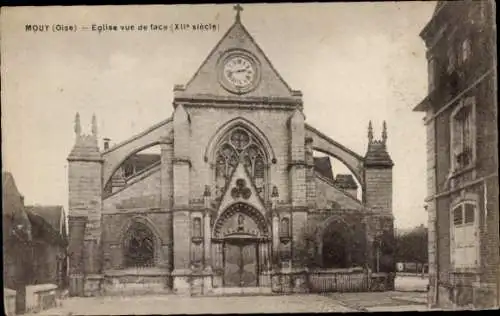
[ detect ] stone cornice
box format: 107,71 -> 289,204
173,96 -> 302,110
287,160 -> 307,171
102,207 -> 168,215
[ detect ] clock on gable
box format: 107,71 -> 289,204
218,50 -> 260,94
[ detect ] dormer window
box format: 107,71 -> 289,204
450,97 -> 476,172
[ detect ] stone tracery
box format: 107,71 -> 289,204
214,127 -> 267,199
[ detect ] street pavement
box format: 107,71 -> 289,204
325,291 -> 428,312
26,276 -> 430,315
29,294 -> 357,315
27,291 -> 429,315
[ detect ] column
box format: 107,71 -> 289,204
204,212 -> 211,271
68,216 -> 87,297
272,213 -> 280,269
160,136 -> 174,273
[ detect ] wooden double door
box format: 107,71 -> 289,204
223,240 -> 259,287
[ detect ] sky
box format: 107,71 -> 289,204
1,2 -> 436,229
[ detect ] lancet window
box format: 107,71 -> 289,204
214,127 -> 266,199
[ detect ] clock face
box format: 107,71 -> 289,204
223,56 -> 256,89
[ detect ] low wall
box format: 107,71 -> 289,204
25,284 -> 58,313
3,288 -> 16,316
68,269 -> 397,297
103,268 -> 171,296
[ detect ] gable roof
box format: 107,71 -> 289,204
313,156 -> 334,182
335,174 -> 358,190
2,172 -> 24,217
25,205 -> 65,234
26,208 -> 67,247
2,172 -> 32,242
177,14 -> 301,102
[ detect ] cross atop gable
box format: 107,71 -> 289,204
173,6 -> 302,106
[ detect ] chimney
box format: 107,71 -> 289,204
103,138 -> 111,150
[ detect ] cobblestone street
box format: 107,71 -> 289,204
27,291 -> 429,315
325,291 -> 428,312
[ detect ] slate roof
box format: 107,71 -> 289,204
433,1 -> 445,16
25,205 -> 65,234
364,141 -> 394,167
2,172 -> 24,217
123,153 -> 161,173
25,206 -> 67,247
313,156 -> 334,182
2,172 -> 32,242
335,174 -> 358,189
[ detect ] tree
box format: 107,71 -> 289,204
395,225 -> 428,268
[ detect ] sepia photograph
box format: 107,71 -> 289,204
1,1 -> 498,314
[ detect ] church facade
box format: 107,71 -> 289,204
67,7 -> 395,296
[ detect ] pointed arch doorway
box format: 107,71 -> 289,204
212,202 -> 271,288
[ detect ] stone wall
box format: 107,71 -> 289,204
181,106 -> 295,204
364,167 -> 392,214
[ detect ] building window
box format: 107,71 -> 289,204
450,97 -> 476,172
460,39 -> 472,64
450,200 -> 479,269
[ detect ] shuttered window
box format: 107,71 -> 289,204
451,201 -> 479,269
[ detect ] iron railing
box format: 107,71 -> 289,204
308,270 -> 370,293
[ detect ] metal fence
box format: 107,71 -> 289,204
308,270 -> 370,293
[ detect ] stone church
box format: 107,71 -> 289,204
67,6 -> 395,296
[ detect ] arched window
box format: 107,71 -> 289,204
124,222 -> 155,268
214,127 -> 267,198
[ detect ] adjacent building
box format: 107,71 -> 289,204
2,172 -> 69,313
25,206 -> 68,288
67,6 -> 396,297
414,0 -> 498,309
